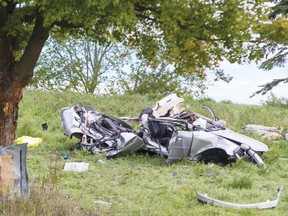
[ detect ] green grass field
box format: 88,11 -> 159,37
2,90 -> 288,216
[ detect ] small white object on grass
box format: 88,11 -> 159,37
63,162 -> 89,172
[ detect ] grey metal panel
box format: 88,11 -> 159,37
189,131 -> 238,158
0,143 -> 29,200
106,133 -> 145,158
61,107 -> 83,137
167,131 -> 193,161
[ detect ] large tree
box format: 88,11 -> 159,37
108,58 -> 211,96
31,36 -> 125,93
0,0 -> 268,146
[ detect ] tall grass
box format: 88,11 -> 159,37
11,89 -> 288,215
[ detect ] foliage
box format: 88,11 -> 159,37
32,37 -> 208,96
31,36 -> 125,94
269,0 -> 288,19
14,90 -> 288,215
254,0 -> 288,95
3,0 -> 271,78
261,92 -> 288,108
251,77 -> 288,97
107,59 -> 209,96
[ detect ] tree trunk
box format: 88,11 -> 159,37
0,10 -> 50,146
0,21 -> 22,146
0,79 -> 23,146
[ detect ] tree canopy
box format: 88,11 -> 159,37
0,0 -> 271,145
2,0 -> 268,79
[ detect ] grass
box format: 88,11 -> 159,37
8,89 -> 288,215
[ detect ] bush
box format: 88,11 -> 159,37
261,92 -> 288,108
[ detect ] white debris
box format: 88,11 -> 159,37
63,162 -> 89,172
97,159 -> 106,164
193,118 -> 208,129
94,200 -> 112,205
152,93 -> 184,118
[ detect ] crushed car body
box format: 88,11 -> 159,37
61,104 -> 135,153
60,94 -> 269,165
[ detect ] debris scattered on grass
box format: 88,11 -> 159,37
97,159 -> 106,164
94,200 -> 112,205
60,153 -> 71,160
63,162 -> 89,172
15,136 -> 42,148
208,163 -> 216,168
200,172 -> 215,177
42,123 -> 48,130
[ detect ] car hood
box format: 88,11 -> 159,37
211,128 -> 269,152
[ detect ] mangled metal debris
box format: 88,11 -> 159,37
61,94 -> 269,165
61,104 -> 135,154
196,187 -> 283,209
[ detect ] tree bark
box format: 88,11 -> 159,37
0,16 -> 20,146
0,81 -> 23,146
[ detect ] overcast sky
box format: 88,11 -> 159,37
205,61 -> 288,105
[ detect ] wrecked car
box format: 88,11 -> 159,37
60,94 -> 268,165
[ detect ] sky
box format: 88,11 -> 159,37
205,61 -> 288,105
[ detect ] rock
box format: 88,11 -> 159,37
261,132 -> 283,141
243,124 -> 284,141
243,124 -> 279,134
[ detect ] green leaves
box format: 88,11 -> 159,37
251,1 -> 288,96
1,0 -> 273,89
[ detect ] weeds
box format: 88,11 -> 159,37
229,176 -> 253,189
262,92 -> 288,108
0,157 -> 85,216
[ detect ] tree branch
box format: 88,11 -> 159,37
15,11 -> 51,85
134,3 -> 160,14
251,77 -> 288,97
54,20 -> 84,28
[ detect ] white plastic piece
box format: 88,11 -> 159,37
63,162 -> 89,172
94,200 -> 112,205
196,187 -> 282,209
193,118 -> 207,130
152,93 -> 184,118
